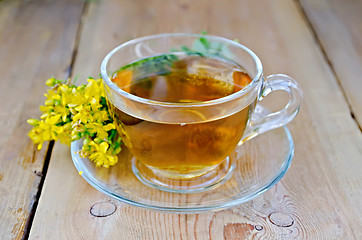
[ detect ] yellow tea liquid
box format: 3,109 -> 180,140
109,54 -> 254,177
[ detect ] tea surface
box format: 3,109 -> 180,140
112,54 -> 252,103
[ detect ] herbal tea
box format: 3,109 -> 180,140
108,54 -> 254,177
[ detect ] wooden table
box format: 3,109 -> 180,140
1,0 -> 361,239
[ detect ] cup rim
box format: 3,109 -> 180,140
100,33 -> 263,108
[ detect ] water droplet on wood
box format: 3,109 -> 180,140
268,212 -> 294,227
254,225 -> 263,231
90,202 -> 117,217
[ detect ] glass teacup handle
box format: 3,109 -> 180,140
242,74 -> 303,142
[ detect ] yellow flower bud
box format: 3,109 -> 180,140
83,138 -> 91,146
27,119 -> 38,125
45,100 -> 54,106
71,134 -> 80,141
45,78 -> 56,87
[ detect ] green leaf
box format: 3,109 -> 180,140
115,54 -> 179,78
199,37 -> 211,50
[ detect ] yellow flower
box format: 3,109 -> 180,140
57,131 -> 72,146
44,89 -> 60,101
54,105 -> 70,122
73,107 -> 92,124
85,79 -> 105,101
58,84 -> 70,94
86,122 -> 115,140
93,110 -> 110,123
28,127 -> 46,150
88,141 -> 118,167
28,114 -> 63,150
41,115 -> 63,139
63,88 -> 87,108
28,77 -> 121,168
57,122 -> 72,146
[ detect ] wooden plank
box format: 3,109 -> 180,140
0,0 -> 84,239
71,0 -> 209,83
29,0 -> 362,239
300,0 -> 362,127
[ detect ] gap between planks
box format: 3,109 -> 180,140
295,0 -> 362,132
22,141 -> 54,240
21,2 -> 89,239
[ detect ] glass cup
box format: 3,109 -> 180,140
101,33 -> 302,193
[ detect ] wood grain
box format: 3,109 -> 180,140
0,0 -> 84,239
28,0 -> 362,239
300,0 -> 362,128
72,0 -> 209,83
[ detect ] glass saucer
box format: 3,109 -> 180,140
71,124 -> 294,213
